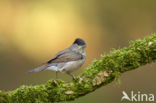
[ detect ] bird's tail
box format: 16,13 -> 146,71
28,65 -> 48,73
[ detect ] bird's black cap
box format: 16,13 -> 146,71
73,38 -> 86,46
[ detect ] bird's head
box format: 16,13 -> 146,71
70,38 -> 87,53
73,38 -> 86,47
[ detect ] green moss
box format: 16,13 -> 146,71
10,85 -> 49,103
0,90 -> 9,103
0,34 -> 156,103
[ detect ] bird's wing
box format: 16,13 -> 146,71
46,48 -> 69,63
46,49 -> 83,64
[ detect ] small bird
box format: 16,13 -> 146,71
28,38 -> 86,80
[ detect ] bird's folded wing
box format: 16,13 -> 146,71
47,50 -> 83,64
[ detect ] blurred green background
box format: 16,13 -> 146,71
0,0 -> 156,103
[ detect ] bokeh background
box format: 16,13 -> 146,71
0,0 -> 156,103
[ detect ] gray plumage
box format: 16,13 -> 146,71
28,38 -> 86,79
47,49 -> 83,63
28,65 -> 48,73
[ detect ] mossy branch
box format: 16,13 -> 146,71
0,34 -> 156,103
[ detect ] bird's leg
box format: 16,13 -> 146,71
67,72 -> 75,80
56,71 -> 58,79
71,74 -> 75,80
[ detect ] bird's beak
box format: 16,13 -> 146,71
82,44 -> 87,48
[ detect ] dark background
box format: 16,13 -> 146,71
0,0 -> 156,103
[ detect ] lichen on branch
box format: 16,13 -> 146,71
0,34 -> 156,103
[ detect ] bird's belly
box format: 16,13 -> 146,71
61,60 -> 84,73
46,59 -> 85,73
47,66 -> 58,71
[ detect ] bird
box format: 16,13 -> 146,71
28,38 -> 86,80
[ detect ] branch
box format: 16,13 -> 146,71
0,34 -> 156,103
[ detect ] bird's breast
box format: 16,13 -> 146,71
61,59 -> 85,73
